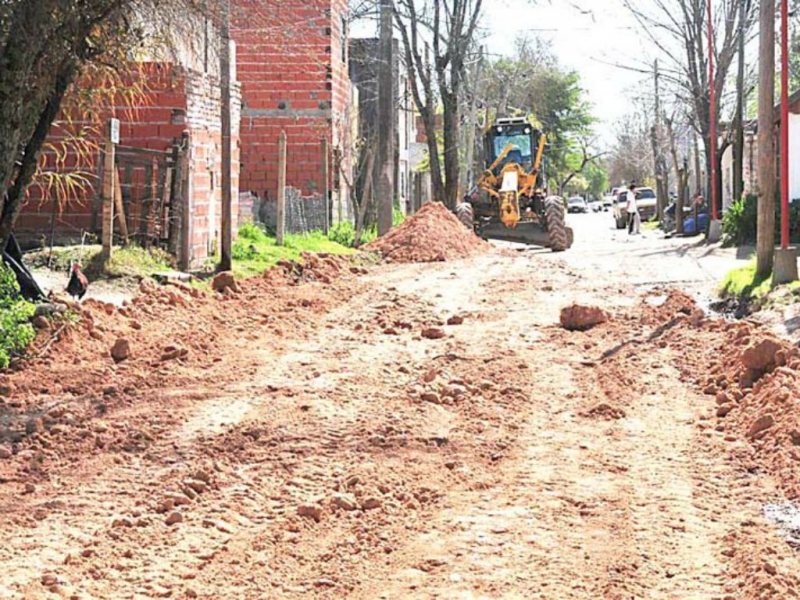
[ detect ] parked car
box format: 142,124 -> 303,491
613,186 -> 657,229
567,196 -> 588,213
602,195 -> 614,210
587,199 -> 603,212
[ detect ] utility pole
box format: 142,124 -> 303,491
774,0 -> 798,283
219,0 -> 233,271
707,0 -> 722,242
277,131 -> 287,246
756,0 -> 776,277
462,47 -> 484,197
652,59 -> 667,221
732,0 -> 746,203
376,0 -> 395,237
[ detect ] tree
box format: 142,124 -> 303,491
394,0 -> 483,209
756,0 -> 776,277
623,0 -> 757,215
479,37 -> 601,195
1,0 -> 126,250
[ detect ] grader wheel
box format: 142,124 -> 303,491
456,202 -> 475,232
544,196 -> 569,252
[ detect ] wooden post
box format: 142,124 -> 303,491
277,130 -> 287,246
321,137 -> 329,234
113,168 -> 129,243
219,0 -> 233,271
101,120 -> 117,260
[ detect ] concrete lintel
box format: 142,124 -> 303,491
242,108 -> 332,119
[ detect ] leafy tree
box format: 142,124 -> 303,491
478,35 -> 602,196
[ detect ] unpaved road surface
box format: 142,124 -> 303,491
3,212 -> 800,599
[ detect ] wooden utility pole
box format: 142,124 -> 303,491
652,59 -> 667,221
276,131 -> 287,246
219,0 -> 233,271
376,0 -> 395,237
756,0 -> 776,277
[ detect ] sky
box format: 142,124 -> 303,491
353,0 -> 657,148
483,0 -> 652,141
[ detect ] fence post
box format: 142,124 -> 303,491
276,131 -> 287,246
321,137 -> 329,235
101,118 -> 119,260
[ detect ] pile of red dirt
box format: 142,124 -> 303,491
364,202 -> 489,263
0,255 -> 363,478
688,319 -> 800,499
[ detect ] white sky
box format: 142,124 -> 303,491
352,0 -> 657,147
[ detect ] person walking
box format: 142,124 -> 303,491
626,183 -> 640,235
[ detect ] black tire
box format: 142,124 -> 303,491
544,196 -> 568,252
455,202 -> 475,232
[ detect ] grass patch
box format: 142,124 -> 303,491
719,261 -> 773,299
232,224 -> 356,279
641,220 -> 660,231
28,244 -> 175,279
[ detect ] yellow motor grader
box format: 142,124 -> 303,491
462,117 -> 572,251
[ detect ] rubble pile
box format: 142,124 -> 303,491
364,202 -> 489,263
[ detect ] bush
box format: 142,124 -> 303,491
327,220 -> 377,247
0,265 -> 36,368
722,195 -> 757,246
723,193 -> 800,246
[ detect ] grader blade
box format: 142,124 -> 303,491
480,221 -> 574,250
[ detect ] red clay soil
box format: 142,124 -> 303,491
6,250 -> 800,599
363,201 -> 489,263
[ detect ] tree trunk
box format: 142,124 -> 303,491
441,90 -> 460,209
0,63 -> 77,251
756,0 -> 776,278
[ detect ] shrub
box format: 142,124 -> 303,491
723,193 -> 800,247
722,195 -> 757,246
0,265 -> 36,369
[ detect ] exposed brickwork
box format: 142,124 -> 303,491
232,0 -> 354,206
16,62 -> 242,269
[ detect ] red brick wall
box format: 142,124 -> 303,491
16,64 -> 187,244
15,62 -> 242,269
232,0 -> 352,203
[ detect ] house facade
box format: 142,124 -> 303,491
721,92 -> 800,210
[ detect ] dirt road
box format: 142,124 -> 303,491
2,211 -> 800,599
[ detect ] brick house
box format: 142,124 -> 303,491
721,91 -> 800,211
15,47 -> 242,270
232,0 -> 356,219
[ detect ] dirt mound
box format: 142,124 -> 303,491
686,320 -> 800,499
363,202 -> 489,263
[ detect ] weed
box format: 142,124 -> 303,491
0,265 -> 36,368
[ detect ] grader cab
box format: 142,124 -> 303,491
465,117 -> 572,251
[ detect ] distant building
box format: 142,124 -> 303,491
348,38 -> 417,214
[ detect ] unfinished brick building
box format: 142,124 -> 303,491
232,0 -> 355,215
16,56 -> 242,270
